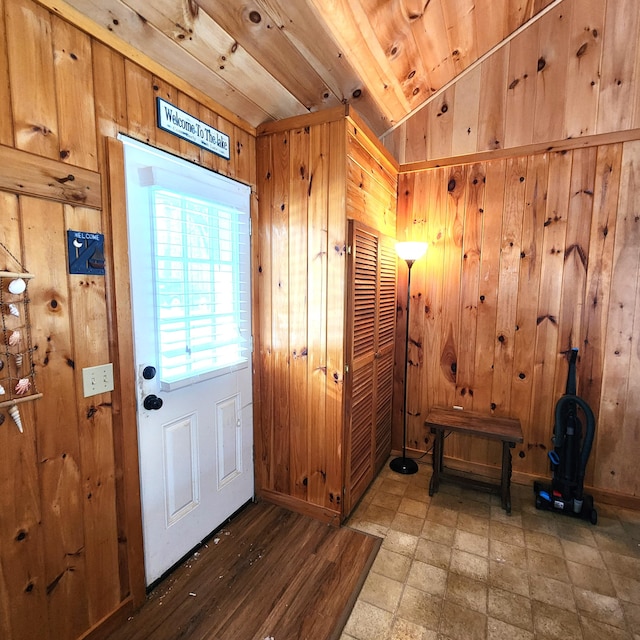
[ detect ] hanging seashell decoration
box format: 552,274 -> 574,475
0,265 -> 39,425
14,378 -> 31,395
9,404 -> 23,433
8,278 -> 26,295
1,263 -> 39,426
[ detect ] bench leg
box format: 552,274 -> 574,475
501,442 -> 514,514
429,428 -> 443,496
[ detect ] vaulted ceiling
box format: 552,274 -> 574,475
64,0 -> 557,136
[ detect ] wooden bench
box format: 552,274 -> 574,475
424,407 -> 524,514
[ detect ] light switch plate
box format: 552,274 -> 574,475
82,363 -> 114,398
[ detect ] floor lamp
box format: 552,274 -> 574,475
390,241 -> 428,475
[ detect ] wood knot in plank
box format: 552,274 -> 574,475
564,243 -> 587,269
32,124 -> 52,136
440,328 -> 457,383
187,0 -> 199,19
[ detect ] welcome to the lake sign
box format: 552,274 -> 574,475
156,98 -> 231,160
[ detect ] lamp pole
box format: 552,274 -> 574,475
390,256 -> 419,475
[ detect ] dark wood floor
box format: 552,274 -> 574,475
108,501 -> 381,640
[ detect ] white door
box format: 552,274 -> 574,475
120,135 -> 254,586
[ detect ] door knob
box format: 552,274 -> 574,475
142,366 -> 157,380
143,394 -> 163,410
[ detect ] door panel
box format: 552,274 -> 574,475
120,135 -> 254,585
163,414 -> 199,525
216,394 -> 242,486
344,221 -> 397,515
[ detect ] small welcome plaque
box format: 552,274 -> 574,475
156,98 -> 230,160
67,230 -> 105,275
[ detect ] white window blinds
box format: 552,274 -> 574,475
151,188 -> 250,384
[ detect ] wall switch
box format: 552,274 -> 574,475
82,363 -> 114,398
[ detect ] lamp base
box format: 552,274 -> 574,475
389,456 -> 419,475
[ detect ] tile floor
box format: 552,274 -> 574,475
341,460 -> 640,640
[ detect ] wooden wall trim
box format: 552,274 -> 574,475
103,137 -> 146,607
399,127 -> 640,172
77,597 -> 134,640
0,143 -> 102,208
256,104 -> 348,136
259,490 -> 341,526
256,104 -> 399,172
32,0 -> 256,137
346,106 -> 399,172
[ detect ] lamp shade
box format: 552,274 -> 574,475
396,241 -> 428,262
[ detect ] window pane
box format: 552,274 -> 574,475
152,187 -> 249,383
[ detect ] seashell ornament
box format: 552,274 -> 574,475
8,330 -> 21,347
14,353 -> 23,369
8,278 -> 26,295
9,404 -> 23,433
7,303 -> 19,317
14,378 -> 31,395
0,384 -> 4,395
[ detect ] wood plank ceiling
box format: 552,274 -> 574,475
61,0 -> 556,136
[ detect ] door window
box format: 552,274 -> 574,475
151,188 -> 248,385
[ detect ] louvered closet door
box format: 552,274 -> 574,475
344,222 -> 397,516
374,236 -> 397,473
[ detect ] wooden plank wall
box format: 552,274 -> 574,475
255,117 -> 346,523
255,111 -> 397,522
0,1 -> 255,639
396,140 -> 640,500
384,0 -> 640,164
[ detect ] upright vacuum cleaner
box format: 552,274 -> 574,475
534,348 -> 598,524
